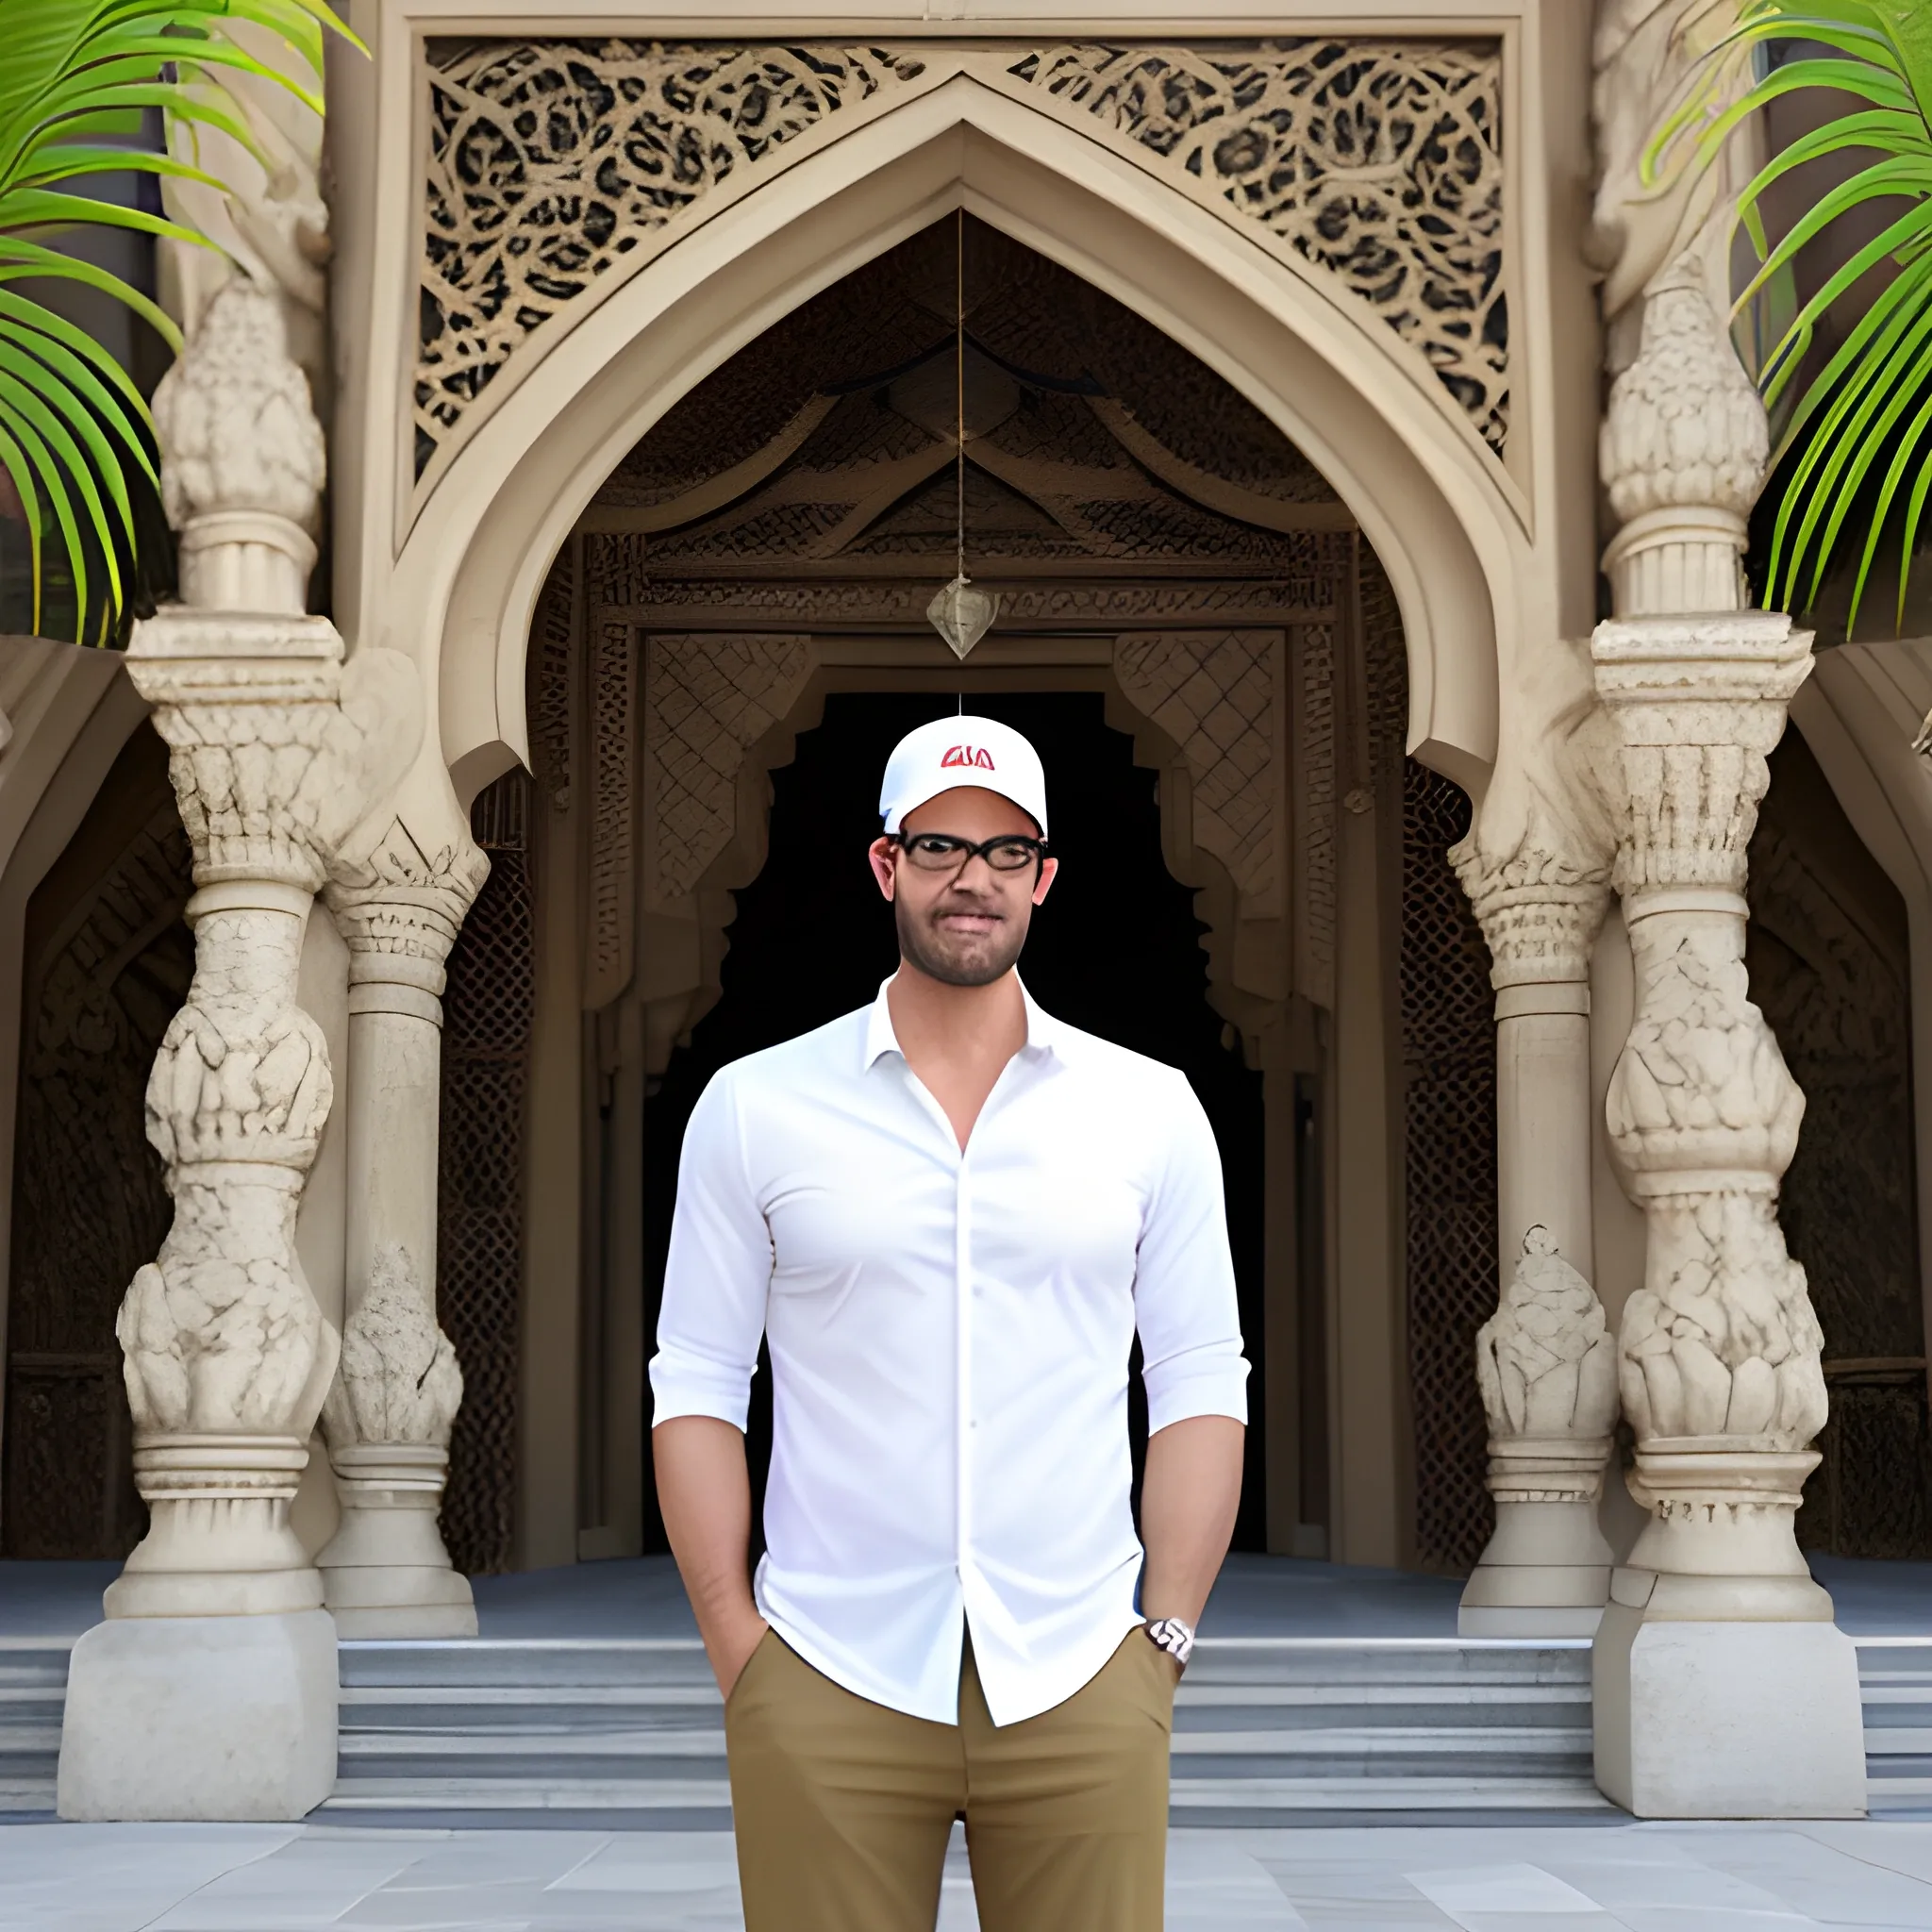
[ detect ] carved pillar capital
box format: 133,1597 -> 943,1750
1591,611 -> 1813,900
1452,841 -> 1613,990
126,614 -> 423,894
325,815 -> 491,1017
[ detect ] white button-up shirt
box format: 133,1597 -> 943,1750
649,979 -> 1248,1726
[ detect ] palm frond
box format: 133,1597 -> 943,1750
0,0 -> 361,642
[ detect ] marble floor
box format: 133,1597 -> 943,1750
6,1821 -> 1932,1931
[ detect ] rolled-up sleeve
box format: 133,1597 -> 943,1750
649,1068 -> 772,1430
1134,1072 -> 1250,1434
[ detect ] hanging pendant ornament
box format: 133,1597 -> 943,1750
927,210 -> 997,661
928,572 -> 998,659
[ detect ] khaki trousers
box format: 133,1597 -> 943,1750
724,1629 -> 1175,1932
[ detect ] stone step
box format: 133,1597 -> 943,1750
5,1630 -> 1929,1821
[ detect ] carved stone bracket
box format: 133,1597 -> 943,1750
106,614 -> 419,1620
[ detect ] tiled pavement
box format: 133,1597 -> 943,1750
6,1822 -> 1932,1931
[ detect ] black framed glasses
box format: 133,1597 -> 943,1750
891,830 -> 1048,874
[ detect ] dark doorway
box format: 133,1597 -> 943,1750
640,690 -> 1268,1557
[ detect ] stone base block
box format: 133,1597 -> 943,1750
57,1609 -> 338,1821
1592,1609 -> 1866,1818
1459,1598 -> 1604,1638
1457,1498 -> 1610,1638
325,1566 -> 477,1640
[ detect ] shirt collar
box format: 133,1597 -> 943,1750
862,974 -> 1061,1070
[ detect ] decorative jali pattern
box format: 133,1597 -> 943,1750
3,754 -> 188,1560
528,552 -> 575,811
644,633 -> 813,904
585,621 -> 636,1011
416,42 -> 928,482
437,772 -> 534,1576
1010,42 -> 1508,452
411,41 -> 1509,503
1403,758 -> 1501,1574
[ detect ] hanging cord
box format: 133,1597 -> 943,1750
955,207 -> 966,587
957,208 -> 966,714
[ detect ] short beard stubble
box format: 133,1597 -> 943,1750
894,888 -> 1031,988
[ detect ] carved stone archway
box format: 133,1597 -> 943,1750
458,216 -> 1472,1570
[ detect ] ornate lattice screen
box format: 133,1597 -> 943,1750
1401,759 -> 1498,1574
1747,731 -> 1932,1557
2,725 -> 189,1559
437,771 -> 535,1574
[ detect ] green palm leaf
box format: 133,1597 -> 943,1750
1651,2 -> 1932,632
0,0 -> 362,642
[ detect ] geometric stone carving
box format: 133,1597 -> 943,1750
1010,42 -> 1508,453
585,621 -> 638,1011
1113,630 -> 1281,917
643,633 -> 812,906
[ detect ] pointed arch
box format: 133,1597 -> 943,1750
370,81 -> 1531,807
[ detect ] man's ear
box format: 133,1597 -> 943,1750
868,836 -> 898,902
1032,856 -> 1058,907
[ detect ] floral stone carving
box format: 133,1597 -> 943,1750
1010,42 -> 1507,454
410,39 -> 1510,508
152,278 -> 327,613
108,616 -> 420,1621
1592,609 -> 1835,1622
1478,1227 -> 1619,1446
416,42 -> 927,488
319,806 -> 485,1635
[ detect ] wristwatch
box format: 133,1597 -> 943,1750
1143,1615 -> 1194,1671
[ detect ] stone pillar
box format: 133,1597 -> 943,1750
57,272 -> 420,1822
1453,837 -> 1619,1635
1588,613 -> 1865,1817
1584,8 -> 1867,1815
317,817 -> 489,1636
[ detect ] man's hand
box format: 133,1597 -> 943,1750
1139,1414 -> 1244,1628
655,1415 -> 770,1700
712,1606 -> 771,1701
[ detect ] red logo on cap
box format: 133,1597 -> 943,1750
941,745 -> 995,771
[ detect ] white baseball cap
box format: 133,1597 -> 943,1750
879,714 -> 1049,838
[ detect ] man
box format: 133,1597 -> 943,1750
650,714 -> 1247,1932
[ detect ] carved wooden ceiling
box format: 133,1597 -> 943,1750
579,216 -> 1357,625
